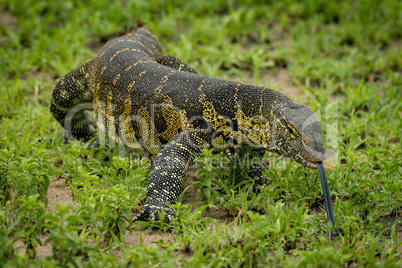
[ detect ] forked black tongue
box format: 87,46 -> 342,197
316,162 -> 342,241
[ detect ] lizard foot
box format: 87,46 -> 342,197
132,204 -> 175,223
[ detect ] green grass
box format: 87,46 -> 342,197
1,0 -> 401,266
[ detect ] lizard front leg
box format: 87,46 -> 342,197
133,131 -> 208,222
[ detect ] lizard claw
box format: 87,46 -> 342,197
132,208 -> 149,222
132,204 -> 175,223
167,214 -> 172,225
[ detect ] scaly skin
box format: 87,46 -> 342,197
51,24 -> 325,222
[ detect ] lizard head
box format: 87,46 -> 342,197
270,103 -> 325,168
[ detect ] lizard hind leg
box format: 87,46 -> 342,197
156,54 -> 199,74
50,59 -> 97,146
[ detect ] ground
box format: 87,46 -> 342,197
0,0 -> 401,267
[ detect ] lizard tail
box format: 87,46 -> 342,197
50,59 -> 97,143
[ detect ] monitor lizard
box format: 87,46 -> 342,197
51,23 -> 331,227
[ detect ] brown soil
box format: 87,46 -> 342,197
45,176 -> 75,213
0,9 -> 17,46
0,10 -> 15,27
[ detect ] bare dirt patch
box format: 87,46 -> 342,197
260,70 -> 301,100
0,9 -> 17,46
0,11 -> 16,28
45,176 -> 75,213
229,69 -> 303,101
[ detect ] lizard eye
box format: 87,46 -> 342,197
288,127 -> 294,134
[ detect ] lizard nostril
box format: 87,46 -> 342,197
302,139 -> 308,146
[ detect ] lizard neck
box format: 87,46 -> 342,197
235,83 -> 291,120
